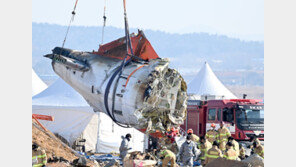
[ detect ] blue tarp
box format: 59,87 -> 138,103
89,154 -> 120,161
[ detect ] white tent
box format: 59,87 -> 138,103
32,69 -> 47,96
32,78 -> 145,153
187,62 -> 237,100
96,112 -> 146,153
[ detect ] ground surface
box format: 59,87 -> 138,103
32,120 -> 97,166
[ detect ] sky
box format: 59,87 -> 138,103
32,0 -> 264,41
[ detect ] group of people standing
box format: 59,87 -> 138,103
119,122 -> 264,167
159,122 -> 264,167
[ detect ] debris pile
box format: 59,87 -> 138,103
242,154 -> 264,167
89,154 -> 121,167
205,158 -> 251,167
123,151 -> 157,167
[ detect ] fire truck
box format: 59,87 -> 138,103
181,99 -> 264,141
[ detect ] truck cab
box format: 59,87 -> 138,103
182,99 -> 264,141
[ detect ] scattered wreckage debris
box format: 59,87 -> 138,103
205,158 -> 251,167
88,154 -> 121,167
242,154 -> 264,167
123,151 -> 157,167
45,30 -> 188,138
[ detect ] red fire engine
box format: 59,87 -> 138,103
181,99 -> 264,141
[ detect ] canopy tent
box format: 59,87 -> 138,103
187,62 -> 237,100
32,78 -> 145,153
32,78 -> 98,151
96,112 -> 146,153
32,69 -> 47,96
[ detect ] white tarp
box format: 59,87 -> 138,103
96,112 -> 145,153
32,69 -> 47,96
32,78 -> 145,153
187,62 -> 237,99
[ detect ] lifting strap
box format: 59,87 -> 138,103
61,0 -> 79,49
103,0 -> 136,128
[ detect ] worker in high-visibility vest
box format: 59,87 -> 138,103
248,136 -> 261,150
205,141 -> 223,165
253,141 -> 264,159
223,142 -> 238,160
199,136 -> 212,165
217,122 -> 231,152
205,123 -> 218,144
159,146 -> 176,167
228,136 -> 240,156
204,141 -> 223,165
238,143 -> 246,160
32,143 -> 47,167
187,129 -> 200,146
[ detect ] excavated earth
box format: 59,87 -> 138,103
32,120 -> 97,167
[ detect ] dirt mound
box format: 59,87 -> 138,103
205,158 -> 251,167
32,120 -> 98,166
32,120 -> 78,161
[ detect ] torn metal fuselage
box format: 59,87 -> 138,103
45,31 -> 188,138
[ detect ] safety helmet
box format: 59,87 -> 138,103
187,129 -> 193,134
126,133 -> 132,138
171,127 -> 176,132
211,123 -> 216,128
32,143 -> 39,150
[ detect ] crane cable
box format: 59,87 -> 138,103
100,0 -> 107,45
110,0 -> 134,126
104,0 -> 135,128
61,0 -> 79,49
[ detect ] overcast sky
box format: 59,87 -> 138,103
32,0 -> 264,41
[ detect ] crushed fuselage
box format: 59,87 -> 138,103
45,31 -> 188,137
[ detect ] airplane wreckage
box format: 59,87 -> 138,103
45,0 -> 188,138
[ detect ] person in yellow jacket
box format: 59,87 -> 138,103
238,143 -> 246,160
253,141 -> 264,159
187,129 -> 200,144
205,141 -> 222,165
32,143 -> 47,167
223,142 -> 238,160
206,123 -> 218,144
228,137 -> 240,156
217,122 -> 231,152
248,136 -> 261,150
159,146 -> 176,167
199,136 -> 212,165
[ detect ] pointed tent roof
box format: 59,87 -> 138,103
187,62 -> 237,99
32,69 -> 48,96
32,78 -> 90,107
32,78 -> 97,151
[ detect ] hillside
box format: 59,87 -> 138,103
32,22 -> 264,98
